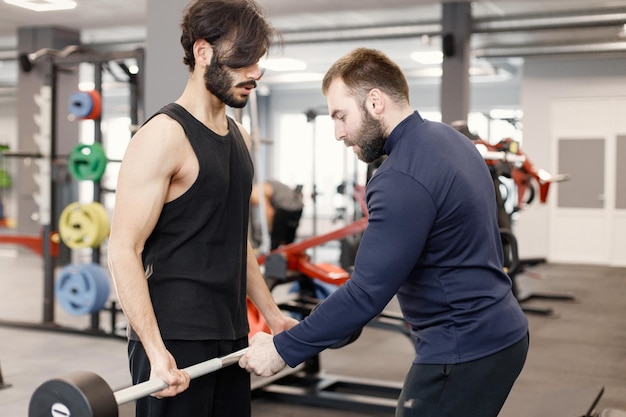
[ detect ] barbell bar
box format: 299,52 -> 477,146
115,348 -> 247,404
29,348 -> 248,417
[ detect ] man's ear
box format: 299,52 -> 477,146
367,88 -> 385,117
193,39 -> 213,68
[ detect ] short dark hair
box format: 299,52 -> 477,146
180,0 -> 278,71
322,48 -> 410,104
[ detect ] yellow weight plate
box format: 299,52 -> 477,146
86,202 -> 110,246
58,202 -> 101,249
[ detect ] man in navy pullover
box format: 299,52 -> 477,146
240,48 -> 529,417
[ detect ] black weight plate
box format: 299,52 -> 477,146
29,371 -> 118,417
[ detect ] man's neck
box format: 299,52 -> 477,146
176,80 -> 229,135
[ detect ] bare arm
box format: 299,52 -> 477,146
236,121 -> 297,334
245,239 -> 298,333
108,115 -> 193,397
240,242 -> 296,377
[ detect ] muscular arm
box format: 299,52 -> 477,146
245,239 -> 297,333
237,123 -> 297,335
108,115 -> 193,397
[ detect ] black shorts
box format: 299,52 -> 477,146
128,337 -> 250,417
396,333 -> 529,417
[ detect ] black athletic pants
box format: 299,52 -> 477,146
129,337 -> 250,417
396,333 -> 529,417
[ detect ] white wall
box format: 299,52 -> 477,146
517,55 -> 626,262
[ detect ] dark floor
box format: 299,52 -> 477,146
1,247 -> 625,417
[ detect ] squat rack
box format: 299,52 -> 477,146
0,45 -> 144,339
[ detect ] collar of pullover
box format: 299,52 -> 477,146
383,110 -> 425,156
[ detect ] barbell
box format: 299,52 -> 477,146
28,348 -> 247,417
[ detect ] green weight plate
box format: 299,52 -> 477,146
68,143 -> 107,182
0,169 -> 12,189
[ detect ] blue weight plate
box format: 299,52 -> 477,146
68,91 -> 94,119
55,264 -> 110,316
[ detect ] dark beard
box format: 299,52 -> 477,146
203,63 -> 255,108
354,107 -> 387,163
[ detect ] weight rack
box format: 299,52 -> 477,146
0,46 -> 144,340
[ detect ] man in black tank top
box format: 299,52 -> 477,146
107,2 -> 297,416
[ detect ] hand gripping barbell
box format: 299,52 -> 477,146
28,348 -> 248,417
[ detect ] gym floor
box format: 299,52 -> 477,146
1,246 -> 626,417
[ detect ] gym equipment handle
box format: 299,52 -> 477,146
114,348 -> 248,405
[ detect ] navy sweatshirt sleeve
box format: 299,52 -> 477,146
274,169 -> 435,367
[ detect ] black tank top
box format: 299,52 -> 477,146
132,103 -> 253,341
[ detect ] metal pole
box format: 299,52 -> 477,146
42,59 -> 57,324
249,90 -> 270,254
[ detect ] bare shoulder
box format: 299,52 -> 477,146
234,119 -> 252,148
123,114 -> 188,175
134,114 -> 186,148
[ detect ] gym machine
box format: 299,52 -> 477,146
459,124 -> 577,316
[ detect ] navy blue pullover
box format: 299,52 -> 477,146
274,111 -> 528,366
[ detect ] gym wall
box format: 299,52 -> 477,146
144,0 -> 189,120
519,55 -> 626,266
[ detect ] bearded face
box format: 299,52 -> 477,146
349,102 -> 387,163
326,79 -> 388,163
203,59 -> 257,108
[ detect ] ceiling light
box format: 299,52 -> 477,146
260,58 -> 307,72
4,0 -> 76,12
489,109 -> 523,120
469,66 -> 495,77
261,72 -> 324,84
410,51 -> 443,65
407,67 -> 443,78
